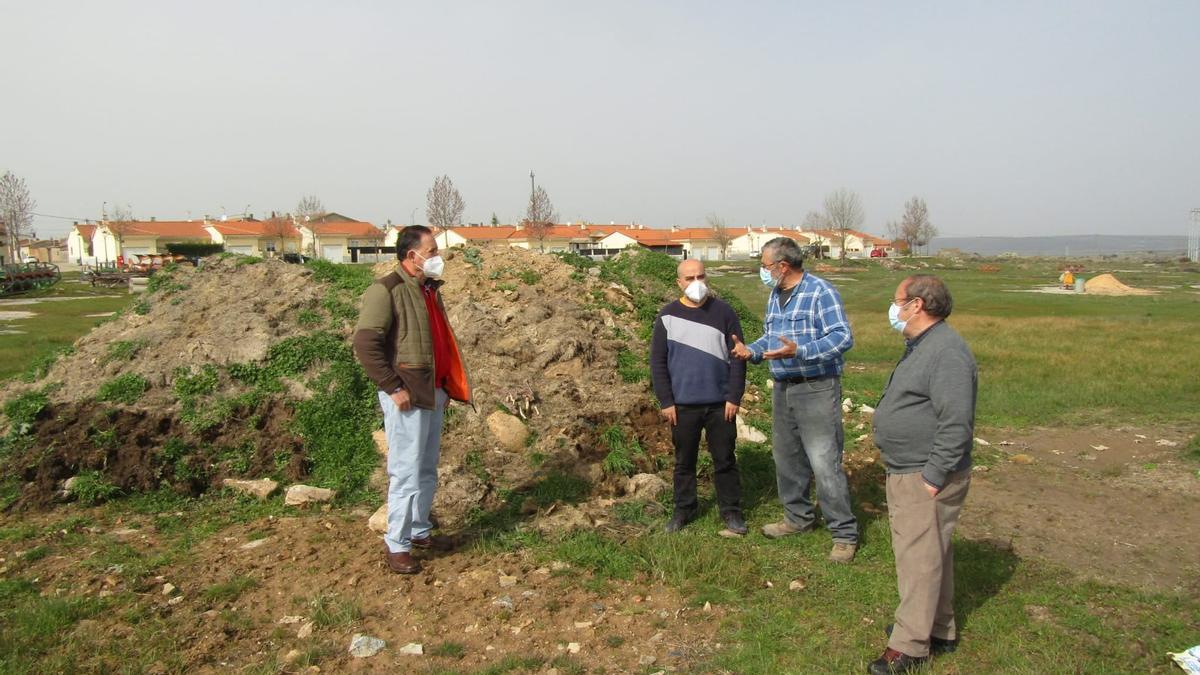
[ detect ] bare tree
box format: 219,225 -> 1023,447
707,213 -> 732,260
263,211 -> 298,256
524,185 -> 558,252
426,175 -> 466,231
107,203 -> 136,263
900,197 -> 937,255
295,195 -> 325,222
0,171 -> 36,264
802,209 -> 827,231
822,188 -> 865,262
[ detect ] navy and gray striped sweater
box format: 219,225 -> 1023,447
650,297 -> 746,408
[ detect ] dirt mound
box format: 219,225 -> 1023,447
1084,273 -> 1155,296
1,248 -> 668,526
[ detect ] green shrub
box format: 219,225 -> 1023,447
165,242 -> 224,257
616,348 -> 649,383
4,391 -> 49,430
104,339 -> 146,363
21,347 -> 74,383
96,374 -> 148,405
173,365 -> 219,399
72,470 -> 122,505
600,425 -> 644,476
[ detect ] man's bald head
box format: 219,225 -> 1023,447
677,258 -> 705,279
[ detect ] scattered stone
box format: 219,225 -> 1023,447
278,615 -> 303,624
168,595 -> 184,606
736,416 -> 768,444
974,437 -> 990,446
972,465 -> 989,473
858,404 -> 875,415
1025,605 -> 1052,623
398,642 -> 423,656
566,642 -> 581,654
624,473 -> 669,500
486,411 -> 529,451
855,434 -> 870,443
98,590 -> 114,598
703,601 -> 712,612
842,397 -> 853,413
348,634 -> 386,658
549,561 -> 570,572
297,621 -> 314,639
284,485 -> 336,506
763,581 -> 774,589
574,621 -> 593,629
110,528 -> 140,538
1156,439 -> 1178,447
368,504 -> 388,533
1090,445 -> 1109,451
499,575 -> 518,588
239,537 -> 271,550
493,595 -> 514,611
283,649 -> 303,664
639,655 -> 658,666
1010,454 -> 1035,465
162,583 -> 176,596
789,579 -> 806,592
223,478 -> 279,500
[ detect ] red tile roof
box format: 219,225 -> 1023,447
210,220 -> 300,237
112,220 -> 210,239
308,220 -> 383,237
75,224 -> 97,239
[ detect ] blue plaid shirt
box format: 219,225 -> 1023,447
747,272 -> 853,379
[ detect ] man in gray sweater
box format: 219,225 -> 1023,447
868,275 -> 977,675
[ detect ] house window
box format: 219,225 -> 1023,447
266,242 -> 277,253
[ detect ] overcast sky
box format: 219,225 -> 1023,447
3,1 -> 1197,239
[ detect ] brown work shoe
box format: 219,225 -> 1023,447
829,541 -> 857,564
761,519 -> 814,539
411,534 -> 455,551
384,550 -> 421,574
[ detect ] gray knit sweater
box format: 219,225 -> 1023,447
872,321 -> 977,488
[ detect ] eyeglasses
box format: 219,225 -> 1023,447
681,273 -> 706,282
761,260 -> 783,270
892,296 -> 914,306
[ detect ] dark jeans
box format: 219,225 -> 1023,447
672,403 -> 741,516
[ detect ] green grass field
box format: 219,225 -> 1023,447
709,257 -> 1200,427
0,276 -> 132,382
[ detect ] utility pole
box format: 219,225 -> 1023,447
1189,208 -> 1200,263
530,171 -> 535,197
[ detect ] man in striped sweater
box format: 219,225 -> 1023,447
650,258 -> 748,536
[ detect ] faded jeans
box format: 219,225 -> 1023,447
378,388 -> 446,553
771,376 -> 858,544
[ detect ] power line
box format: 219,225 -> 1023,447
32,211 -> 95,222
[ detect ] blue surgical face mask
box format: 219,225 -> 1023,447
759,266 -> 778,288
889,298 -> 915,333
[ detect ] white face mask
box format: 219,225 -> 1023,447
888,298 -> 915,333
415,252 -> 444,278
684,280 -> 709,303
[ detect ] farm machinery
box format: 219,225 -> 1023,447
0,261 -> 62,296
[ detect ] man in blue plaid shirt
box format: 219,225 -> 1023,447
732,236 -> 859,563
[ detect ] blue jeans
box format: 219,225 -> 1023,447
771,376 -> 858,544
378,388 -> 446,553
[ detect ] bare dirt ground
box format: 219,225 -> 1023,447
957,425 -> 1200,593
8,509 -> 721,673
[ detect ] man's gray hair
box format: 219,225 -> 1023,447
904,274 -> 954,319
762,237 -> 805,269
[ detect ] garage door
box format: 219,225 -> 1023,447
228,246 -> 253,255
321,245 -> 344,263
122,247 -> 151,256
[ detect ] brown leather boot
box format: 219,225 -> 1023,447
411,534 -> 456,551
384,550 -> 421,574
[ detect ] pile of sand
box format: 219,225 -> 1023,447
1084,273 -> 1156,296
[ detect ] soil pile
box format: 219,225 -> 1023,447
1,248 -> 670,528
1084,273 -> 1155,296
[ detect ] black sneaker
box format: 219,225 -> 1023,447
664,511 -> 695,533
720,511 -> 748,536
885,623 -> 959,654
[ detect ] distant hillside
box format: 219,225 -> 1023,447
930,235 -> 1188,257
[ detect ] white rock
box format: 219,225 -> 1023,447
639,655 -> 657,666
283,649 -> 303,664
855,434 -> 870,443
789,579 -> 806,591
1156,439 -> 1178,447
168,595 -> 184,605
973,437 -> 990,447
859,404 -> 875,415
348,634 -> 386,658
624,473 -> 669,500
278,615 -> 303,624
297,621 -> 314,639
223,478 -> 279,500
398,642 -> 423,656
162,583 -> 176,596
486,411 -> 529,451
368,504 -> 388,533
567,642 -> 581,654
499,575 -> 518,588
239,537 -> 271,550
736,416 -> 768,444
284,485 -> 336,506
